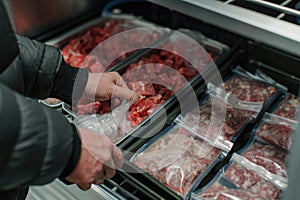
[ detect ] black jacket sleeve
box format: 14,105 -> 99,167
0,82 -> 81,190
0,35 -> 88,105
0,0 -> 86,190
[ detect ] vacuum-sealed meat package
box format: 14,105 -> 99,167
256,113 -> 298,150
273,93 -> 300,120
192,176 -> 268,200
131,125 -> 221,196
241,143 -> 288,178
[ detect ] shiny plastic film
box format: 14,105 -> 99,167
224,67 -> 278,104
273,93 -> 300,120
256,113 -> 298,151
232,153 -> 288,190
193,150 -> 287,200
207,82 -> 263,115
74,100 -> 133,144
174,94 -> 251,142
130,125 -> 221,197
174,115 -> 233,152
191,176 -> 269,200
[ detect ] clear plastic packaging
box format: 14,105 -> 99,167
193,147 -> 287,199
175,95 -> 251,143
192,176 -> 268,200
222,67 -> 277,103
130,125 -> 221,197
74,100 -> 132,144
223,160 -> 282,199
231,153 -> 288,190
191,141 -> 288,200
207,82 -> 263,119
175,115 -> 233,152
256,113 -> 298,150
272,93 -> 300,120
240,142 -> 288,179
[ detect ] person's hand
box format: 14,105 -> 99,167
84,72 -> 138,102
65,128 -> 123,191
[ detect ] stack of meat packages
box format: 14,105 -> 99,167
196,89 -> 299,200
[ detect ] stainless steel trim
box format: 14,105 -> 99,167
243,0 -> 300,17
280,0 -> 293,7
224,0 -> 236,4
148,0 -> 300,57
91,184 -> 123,200
26,179 -> 118,200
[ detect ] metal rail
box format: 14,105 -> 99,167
243,0 -> 300,17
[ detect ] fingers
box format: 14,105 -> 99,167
109,72 -> 138,101
110,72 -> 127,88
114,74 -> 129,90
95,179 -> 104,185
103,164 -> 115,179
77,183 -> 91,191
112,146 -> 124,168
113,85 -> 139,101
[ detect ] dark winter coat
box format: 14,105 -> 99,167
0,0 -> 87,198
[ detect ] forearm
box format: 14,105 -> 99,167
51,60 -> 88,105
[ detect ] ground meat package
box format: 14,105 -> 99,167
272,92 -> 300,120
191,175 -> 268,200
192,143 -> 288,200
256,112 -> 298,151
240,141 -> 289,180
130,125 -> 223,198
174,92 -> 261,146
219,67 -> 280,118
